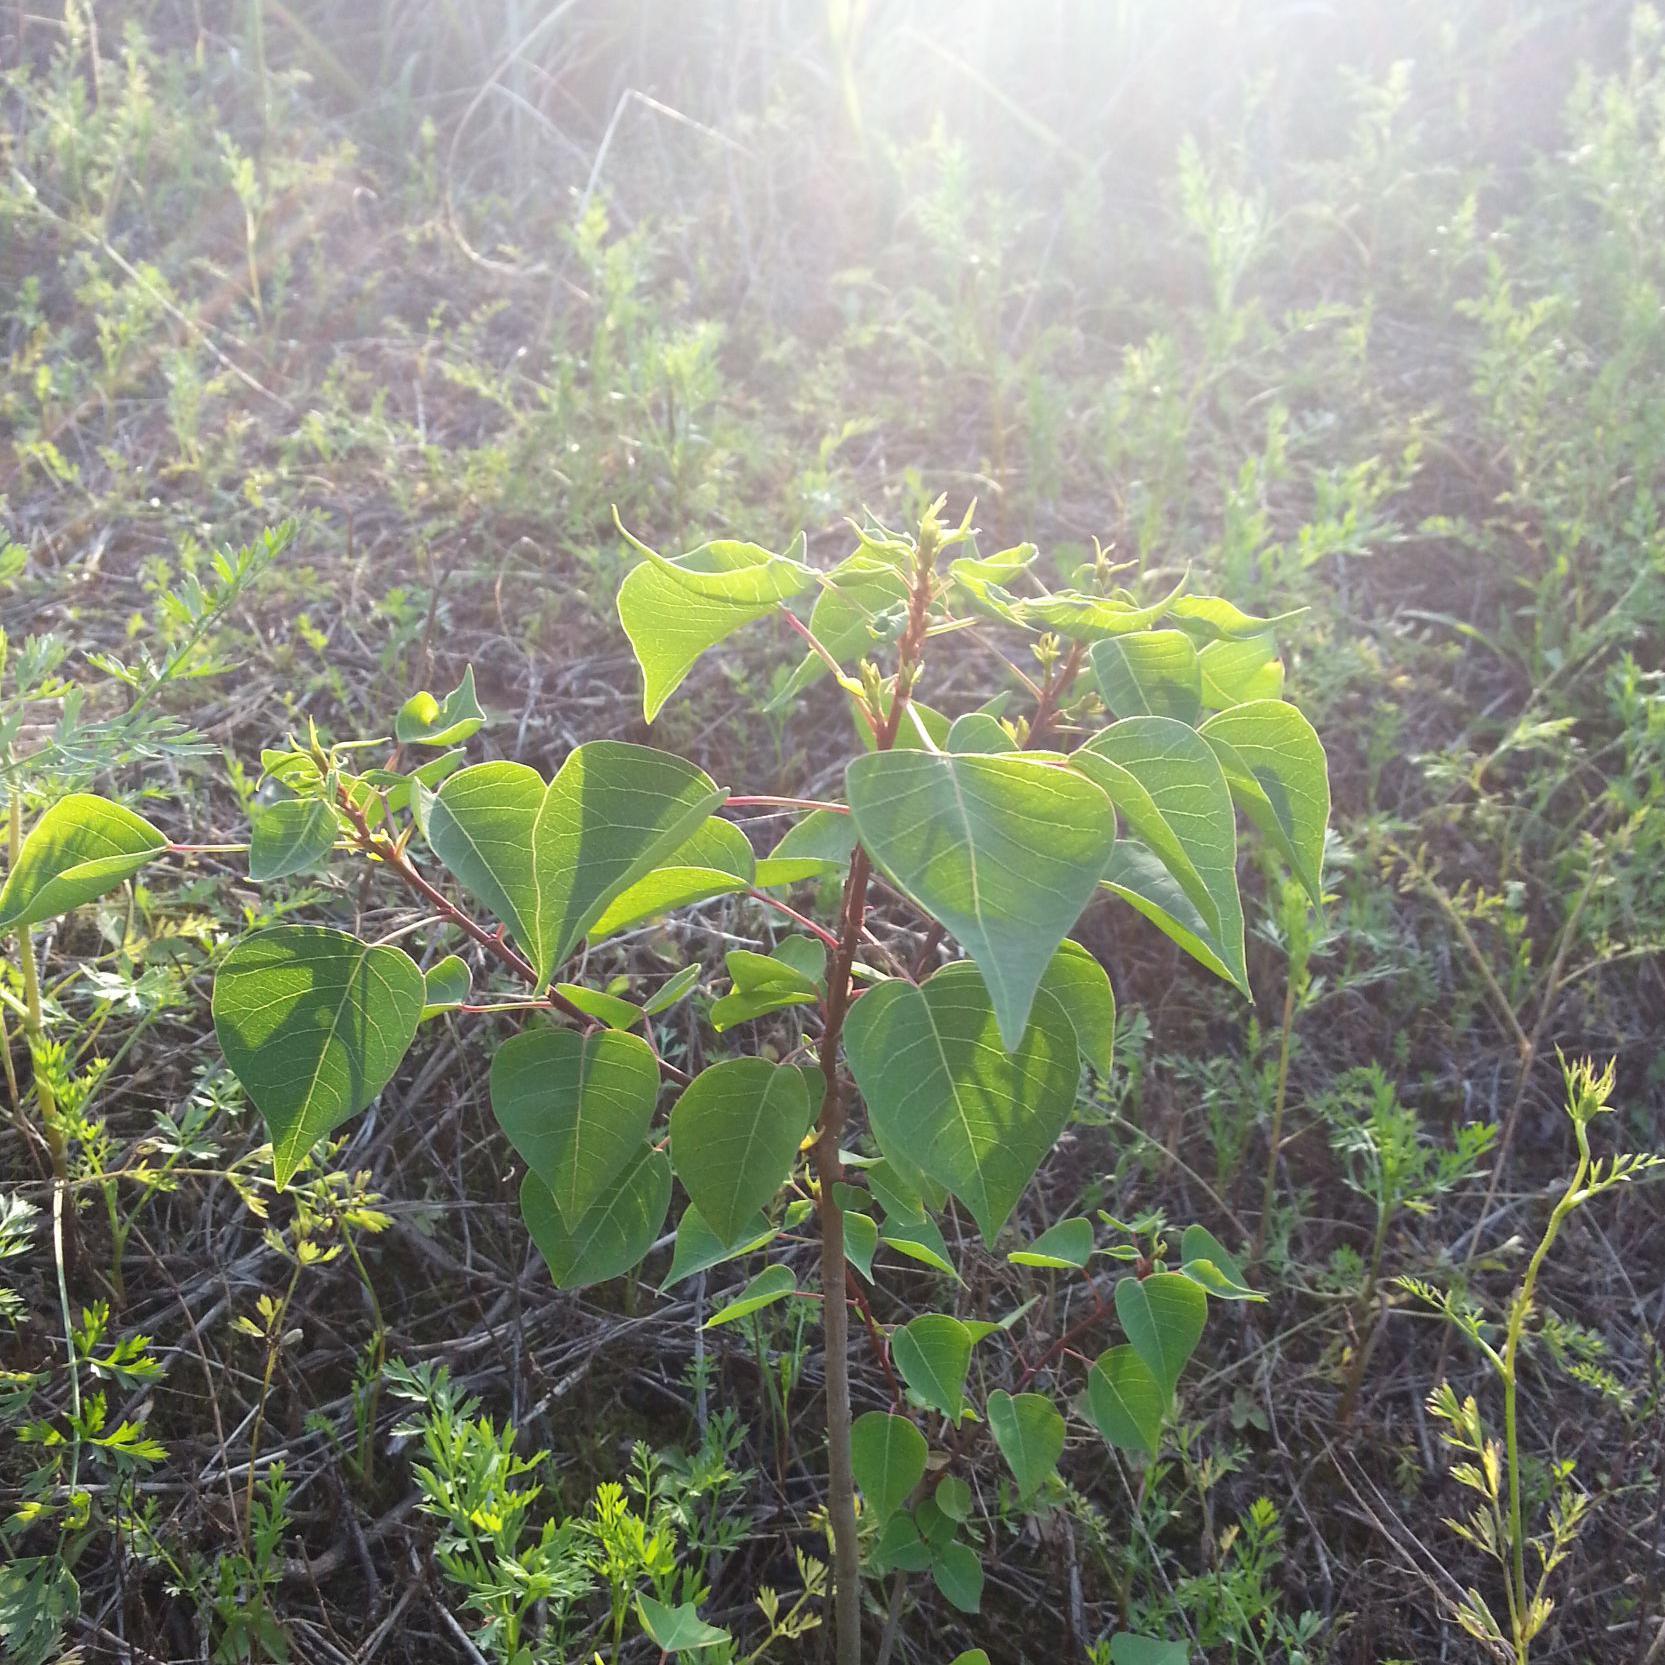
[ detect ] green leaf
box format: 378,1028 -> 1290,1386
643,963 -> 701,1017
1090,631 -> 1202,724
892,1314 -> 974,1420
427,742 -> 724,984
395,665 -> 486,746
249,798 -> 337,882
642,537 -> 814,605
635,1594 -> 731,1652
931,1540 -> 984,1613
1085,1344 -> 1165,1455
1115,1272 -> 1207,1398
0,794 -> 168,930
420,954 -> 471,1020
934,1474 -> 972,1521
670,1058 -> 810,1247
212,926 -> 424,1187
0,1556 -> 79,1665
1015,574 -> 1186,640
947,542 -> 1037,621
661,1206 -> 774,1289
881,1214 -> 960,1280
874,1514 -> 933,1574
704,1263 -> 796,1328
1108,1634 -> 1189,1665
771,809 -> 857,867
618,545 -> 790,722
490,1027 -> 659,1225
843,1207 -> 878,1280
949,1654 -> 993,1665
844,964 -> 1079,1242
1179,1223 -> 1261,1301
1009,1217 -> 1093,1270
1038,940 -> 1115,1077
1099,841 -> 1248,991
1198,634 -> 1283,708
587,815 -> 755,940
710,945 -> 822,1032
1168,594 -> 1303,641
987,1390 -> 1065,1501
1199,700 -> 1329,906
521,1145 -> 670,1289
769,555 -> 909,707
553,982 -> 642,1030
1071,717 -> 1239,948
850,1411 -> 927,1520
945,712 -> 1017,753
846,750 -> 1115,1048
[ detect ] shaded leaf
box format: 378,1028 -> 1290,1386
851,1411 -> 927,1520
213,926 -> 424,1186
847,750 -> 1115,1048
844,964 -> 1078,1242
490,1027 -> 659,1224
249,798 -> 337,882
522,1145 -> 670,1289
987,1389 -> 1065,1500
670,1058 -> 810,1246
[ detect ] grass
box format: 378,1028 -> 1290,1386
2,2 -> 1664,1661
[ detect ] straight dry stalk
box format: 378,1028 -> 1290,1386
11,789 -> 65,1183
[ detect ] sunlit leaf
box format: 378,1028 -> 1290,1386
427,743 -> 724,984
0,794 -> 168,930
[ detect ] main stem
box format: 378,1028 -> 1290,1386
813,521 -> 937,1665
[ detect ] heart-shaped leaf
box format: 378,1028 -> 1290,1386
213,926 -> 425,1186
635,1594 -> 731,1653
987,1390 -> 1065,1500
0,794 -> 168,930
1039,940 -> 1115,1078
844,963 -> 1079,1242
1085,1344 -> 1165,1455
421,955 -> 471,1020
427,742 -> 724,984
1198,634 -> 1283,708
670,1058 -> 810,1247
618,539 -> 808,721
1115,1272 -> 1207,1398
892,1314 -> 973,1420
660,1206 -> 775,1290
1009,1217 -> 1094,1270
521,1145 -> 670,1289
249,798 -> 337,882
587,815 -> 755,941
851,1411 -> 927,1520
846,750 -> 1115,1048
490,1026 -> 660,1225
931,1540 -> 984,1613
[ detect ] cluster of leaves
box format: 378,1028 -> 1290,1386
5,503 -> 1329,1659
